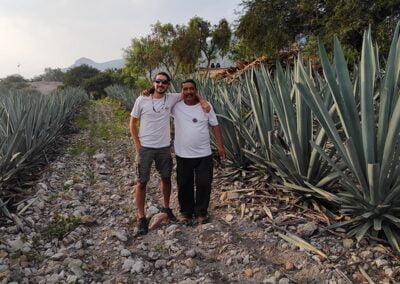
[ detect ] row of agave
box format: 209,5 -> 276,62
0,87 -> 88,217
106,25 -> 400,251
105,84 -> 139,110
192,25 -> 400,251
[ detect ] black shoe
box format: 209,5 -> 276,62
197,215 -> 209,224
161,208 -> 177,221
137,217 -> 148,235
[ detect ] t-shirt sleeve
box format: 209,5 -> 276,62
131,97 -> 142,118
208,105 -> 219,126
169,93 -> 182,107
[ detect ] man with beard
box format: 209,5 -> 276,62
172,79 -> 225,224
130,72 -> 209,235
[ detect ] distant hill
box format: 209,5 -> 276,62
64,57 -> 125,71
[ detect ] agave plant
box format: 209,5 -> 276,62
0,87 -> 88,215
105,84 -> 139,110
296,24 -> 400,250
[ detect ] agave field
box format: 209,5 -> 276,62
0,87 -> 88,218
108,25 -> 400,252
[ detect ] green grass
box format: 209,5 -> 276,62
42,214 -> 82,239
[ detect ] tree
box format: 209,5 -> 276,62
32,68 -> 65,82
235,0 -> 400,60
187,17 -> 232,68
0,74 -> 29,90
82,72 -> 113,99
123,36 -> 163,81
63,64 -> 100,87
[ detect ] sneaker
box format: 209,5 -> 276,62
136,217 -> 148,235
161,207 -> 177,221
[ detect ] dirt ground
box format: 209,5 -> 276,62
1,99 -> 399,284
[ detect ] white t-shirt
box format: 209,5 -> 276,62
172,101 -> 219,158
131,93 -> 181,148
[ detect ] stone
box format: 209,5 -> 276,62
297,222 -> 318,237
185,249 -> 196,258
343,239 -> 355,249
279,278 -> 290,284
8,239 -> 24,252
375,258 -> 389,268
120,249 -> 131,257
166,224 -> 179,235
244,268 -> 253,278
67,275 -> 78,283
155,260 -> 167,269
178,279 -> 196,284
131,261 -> 144,273
93,153 -> 106,162
112,230 -> 128,242
285,261 -> 294,271
148,251 -> 160,260
0,265 -> 8,273
149,213 -> 169,230
360,250 -> 373,259
122,259 -> 135,271
146,206 -> 160,217
263,276 -> 277,284
184,258 -> 196,269
225,214 -> 234,222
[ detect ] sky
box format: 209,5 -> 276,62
0,0 -> 242,79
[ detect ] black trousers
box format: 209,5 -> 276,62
176,155 -> 213,217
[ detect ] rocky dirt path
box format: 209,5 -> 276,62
1,99 -> 400,284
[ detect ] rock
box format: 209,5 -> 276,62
285,261 -> 294,271
244,268 -> 253,278
68,259 -> 83,278
64,179 -> 74,188
343,239 -> 355,249
0,264 -> 8,273
155,260 -> 167,269
166,224 -> 179,235
112,230 -> 128,242
73,183 -> 85,191
184,258 -> 196,269
122,259 -> 135,272
185,249 -> 196,258
297,222 -> 318,237
263,276 -> 277,284
67,275 -> 78,283
178,279 -> 196,284
8,239 -> 25,252
93,153 -> 106,162
225,214 -> 234,222
243,255 -> 250,264
121,249 -> 131,257
149,213 -> 169,230
375,258 -> 389,268
148,251 -> 160,260
279,278 -> 290,284
359,250 -> 373,259
46,273 -> 60,283
50,252 -> 66,260
146,206 -> 160,217
131,261 -> 144,273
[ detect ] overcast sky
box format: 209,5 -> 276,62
0,0 -> 242,78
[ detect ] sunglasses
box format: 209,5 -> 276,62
153,79 -> 169,85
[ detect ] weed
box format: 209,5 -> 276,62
42,214 -> 82,240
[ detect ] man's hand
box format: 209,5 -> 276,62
141,88 -> 154,96
200,99 -> 211,113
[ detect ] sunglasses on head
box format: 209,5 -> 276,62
153,79 -> 169,85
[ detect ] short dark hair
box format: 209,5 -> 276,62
181,79 -> 197,90
154,71 -> 171,82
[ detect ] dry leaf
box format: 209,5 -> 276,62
263,206 -> 273,220
278,232 -> 327,259
240,203 -> 246,219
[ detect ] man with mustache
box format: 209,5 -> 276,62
130,72 -> 209,235
172,79 -> 225,224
